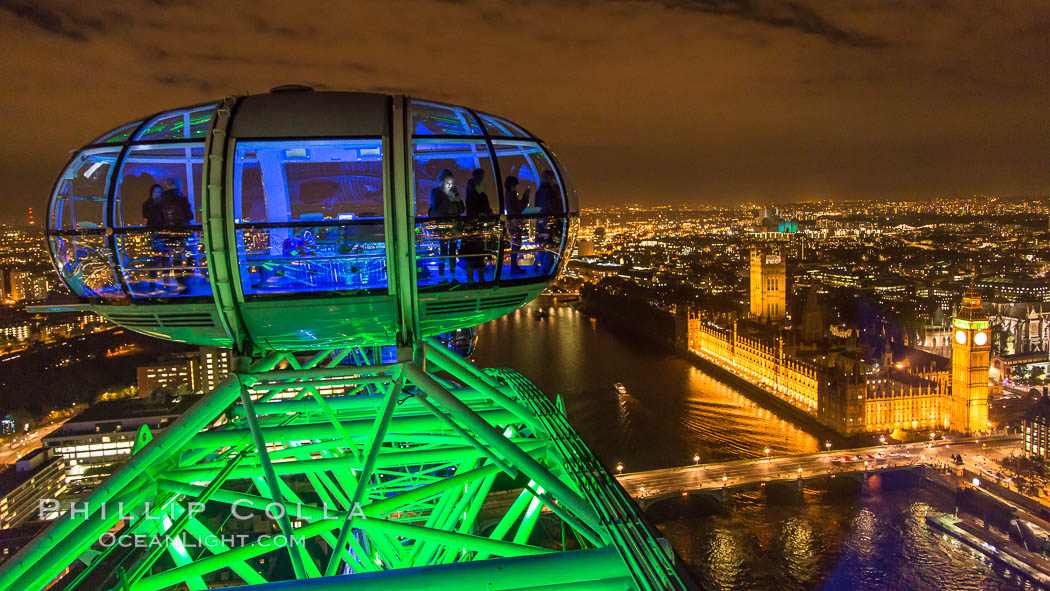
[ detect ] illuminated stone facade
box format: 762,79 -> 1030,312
684,298 -> 989,437
749,247 -> 786,323
951,291 -> 991,435
693,321 -> 819,413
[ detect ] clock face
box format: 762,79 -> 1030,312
974,331 -> 988,346
955,330 -> 968,345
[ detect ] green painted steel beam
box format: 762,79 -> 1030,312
237,386 -> 308,578
227,387 -> 503,416
0,349 -> 695,591
223,548 -> 632,591
405,363 -> 601,530
326,370 -> 404,575
188,407 -> 516,448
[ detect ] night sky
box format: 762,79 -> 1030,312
2,0 -> 1048,221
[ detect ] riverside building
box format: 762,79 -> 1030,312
683,253 -> 993,438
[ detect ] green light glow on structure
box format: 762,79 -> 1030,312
0,341 -> 690,590
953,319 -> 989,331
25,92 -> 684,590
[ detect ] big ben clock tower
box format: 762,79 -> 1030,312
951,289 -> 991,434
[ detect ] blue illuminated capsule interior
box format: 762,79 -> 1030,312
46,89 -> 578,351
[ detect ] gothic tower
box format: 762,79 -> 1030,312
749,247 -> 786,323
951,289 -> 991,434
801,287 -> 825,344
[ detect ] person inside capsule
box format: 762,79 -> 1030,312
160,177 -> 194,294
427,169 -> 463,280
141,183 -> 167,293
504,175 -> 530,274
533,169 -> 563,275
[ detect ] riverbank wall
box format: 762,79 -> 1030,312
683,350 -> 852,447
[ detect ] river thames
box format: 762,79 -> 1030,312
472,303 -> 1031,591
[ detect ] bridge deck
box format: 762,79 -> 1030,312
615,437 -> 1018,504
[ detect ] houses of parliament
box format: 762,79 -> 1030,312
680,247 -> 992,438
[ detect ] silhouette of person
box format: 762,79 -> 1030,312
464,168 -> 493,217
141,184 -> 167,293
504,175 -> 530,274
532,170 -> 562,274
160,177 -> 193,293
427,169 -> 463,279
460,169 -> 493,282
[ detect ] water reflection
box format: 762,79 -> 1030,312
472,302 -> 817,471
472,303 -> 1025,590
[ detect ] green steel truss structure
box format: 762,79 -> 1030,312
0,339 -> 692,591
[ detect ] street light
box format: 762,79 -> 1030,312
694,454 -> 700,465
765,448 -> 771,462
879,435 -> 886,444
722,475 -> 728,486
825,441 -> 832,452
616,462 -> 623,474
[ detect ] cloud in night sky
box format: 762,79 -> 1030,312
0,0 -> 1047,221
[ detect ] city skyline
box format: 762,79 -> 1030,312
3,4 -> 1050,588
0,1 -> 1047,220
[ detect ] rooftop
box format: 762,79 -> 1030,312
891,343 -> 950,373
65,396 -> 192,425
0,453 -> 61,498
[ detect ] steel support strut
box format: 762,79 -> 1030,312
0,347 -> 692,591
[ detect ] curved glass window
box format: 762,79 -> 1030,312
491,141 -> 566,215
233,139 -> 387,297
411,101 -> 482,136
476,112 -> 529,138
116,230 -> 209,298
115,144 -> 204,226
413,140 -> 500,288
417,218 -> 501,289
235,140 -> 384,223
49,235 -> 124,299
49,148 -> 120,232
112,144 -> 209,298
92,120 -> 142,145
498,217 -> 568,282
542,145 -> 579,213
413,140 -> 497,217
490,141 -> 570,283
135,104 -> 216,142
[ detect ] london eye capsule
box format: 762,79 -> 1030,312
45,88 -> 578,351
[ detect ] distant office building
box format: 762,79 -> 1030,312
137,354 -> 199,396
576,239 -> 595,258
756,206 -> 779,221
1023,395 -> 1050,459
42,397 -> 192,485
199,346 -> 233,392
0,448 -> 66,530
975,277 -> 1050,303
7,271 -> 49,302
0,521 -> 50,564
0,325 -> 30,342
137,347 -> 232,396
749,247 -> 786,323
